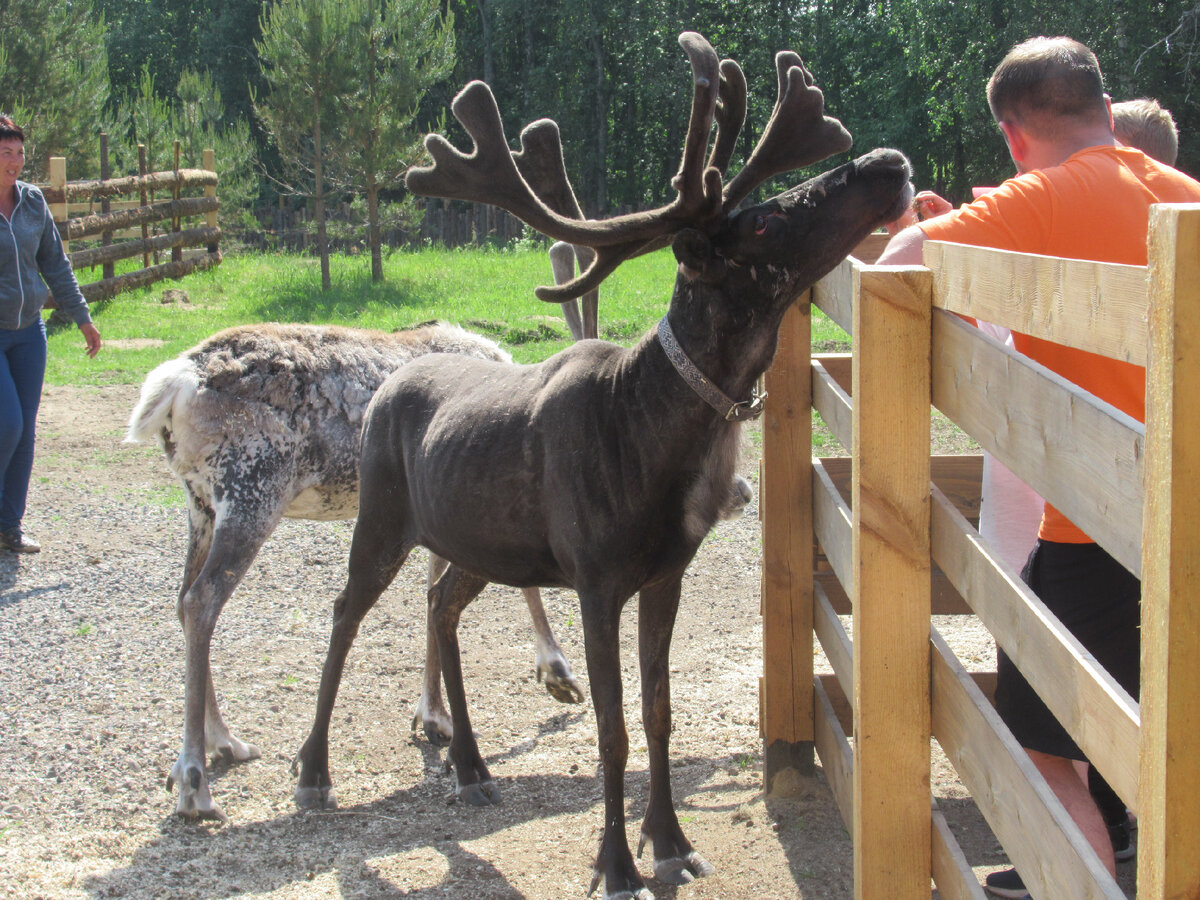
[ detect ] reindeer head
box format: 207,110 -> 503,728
406,32 -> 911,339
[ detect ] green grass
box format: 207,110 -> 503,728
46,245 -> 681,386
46,245 -> 856,388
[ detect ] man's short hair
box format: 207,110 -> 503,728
987,37 -> 1109,139
1112,98 -> 1178,165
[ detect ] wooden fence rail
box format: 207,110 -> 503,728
37,141 -> 220,305
759,205 -> 1200,898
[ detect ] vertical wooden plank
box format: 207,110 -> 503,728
202,148 -> 219,253
852,267 -> 932,899
48,157 -> 67,251
99,134 -> 113,281
1140,203 -> 1200,900
172,140 -> 183,265
761,298 -> 816,790
138,145 -> 151,268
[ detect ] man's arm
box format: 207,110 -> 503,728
875,223 -> 929,265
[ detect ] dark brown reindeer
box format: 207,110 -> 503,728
293,32 -> 911,900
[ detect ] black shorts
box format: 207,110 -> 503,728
993,540 -> 1140,760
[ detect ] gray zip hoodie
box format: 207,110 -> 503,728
0,180 -> 91,331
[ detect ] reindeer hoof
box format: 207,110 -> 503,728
167,761 -> 228,822
457,780 -> 500,806
294,785 -> 337,810
213,736 -> 261,764
540,662 -> 584,704
653,852 -> 714,885
588,869 -> 655,900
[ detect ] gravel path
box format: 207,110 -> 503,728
0,381 -> 1122,899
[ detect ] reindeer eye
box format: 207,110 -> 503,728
754,215 -> 768,235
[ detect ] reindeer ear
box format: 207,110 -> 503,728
673,228 -> 727,283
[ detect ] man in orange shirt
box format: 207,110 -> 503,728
878,35 -> 1200,895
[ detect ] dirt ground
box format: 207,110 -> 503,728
0,382 -> 1133,899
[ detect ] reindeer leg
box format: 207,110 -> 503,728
432,564 -> 496,805
635,579 -> 714,886
180,492 -> 260,765
414,554 -> 454,744
522,587 -> 584,703
580,592 -> 652,900
294,513 -> 414,810
170,492 -> 281,821
580,286 -> 599,340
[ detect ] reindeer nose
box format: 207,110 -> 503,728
857,148 -> 912,179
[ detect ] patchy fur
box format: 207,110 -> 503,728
127,322 -> 584,821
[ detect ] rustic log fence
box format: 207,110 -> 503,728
38,137 -> 220,304
758,208 -> 1200,898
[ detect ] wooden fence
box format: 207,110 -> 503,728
758,207 -> 1200,898
38,139 -> 220,304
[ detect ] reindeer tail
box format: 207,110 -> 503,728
124,356 -> 200,444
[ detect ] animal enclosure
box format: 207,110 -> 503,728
37,140 -> 220,304
758,207 -> 1200,899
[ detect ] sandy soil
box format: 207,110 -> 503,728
0,382 -> 1132,899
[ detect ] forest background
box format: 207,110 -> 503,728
2,0 -> 1198,256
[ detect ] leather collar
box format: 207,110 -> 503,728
655,316 -> 766,422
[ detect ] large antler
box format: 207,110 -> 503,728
405,32 -> 850,302
721,51 -> 851,211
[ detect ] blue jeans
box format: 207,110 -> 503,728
0,319 -> 47,531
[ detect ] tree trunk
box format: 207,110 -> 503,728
313,93 -> 331,291
586,0 -> 606,214
367,174 -> 383,281
479,0 -> 495,85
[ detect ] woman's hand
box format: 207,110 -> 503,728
914,190 -> 952,218
79,323 -> 101,358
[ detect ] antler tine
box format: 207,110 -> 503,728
706,59 -> 747,176
513,118 -> 586,220
669,32 -> 723,217
539,33 -> 726,302
721,50 -> 853,212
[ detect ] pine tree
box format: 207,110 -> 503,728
0,0 -> 110,177
329,0 -> 454,281
255,0 -> 362,290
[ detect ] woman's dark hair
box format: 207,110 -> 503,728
0,116 -> 25,143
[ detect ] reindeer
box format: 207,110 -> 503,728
292,32 -> 912,899
126,322 -> 589,821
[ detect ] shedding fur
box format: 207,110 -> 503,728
128,321 -> 583,821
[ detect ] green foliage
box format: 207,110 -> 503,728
105,65 -> 258,226
256,0 -> 379,286
0,0 -> 110,178
324,0 -> 456,280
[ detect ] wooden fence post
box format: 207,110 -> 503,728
49,157 -> 67,251
1139,203 -> 1200,900
852,268 -> 931,899
138,145 -> 150,268
203,148 -> 218,253
99,134 -> 113,281
171,141 -> 182,266
761,299 -> 816,790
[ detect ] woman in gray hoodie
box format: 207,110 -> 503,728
0,116 -> 101,553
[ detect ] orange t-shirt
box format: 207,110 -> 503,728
920,145 -> 1200,543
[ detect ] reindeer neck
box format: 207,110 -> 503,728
661,281 -> 785,410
